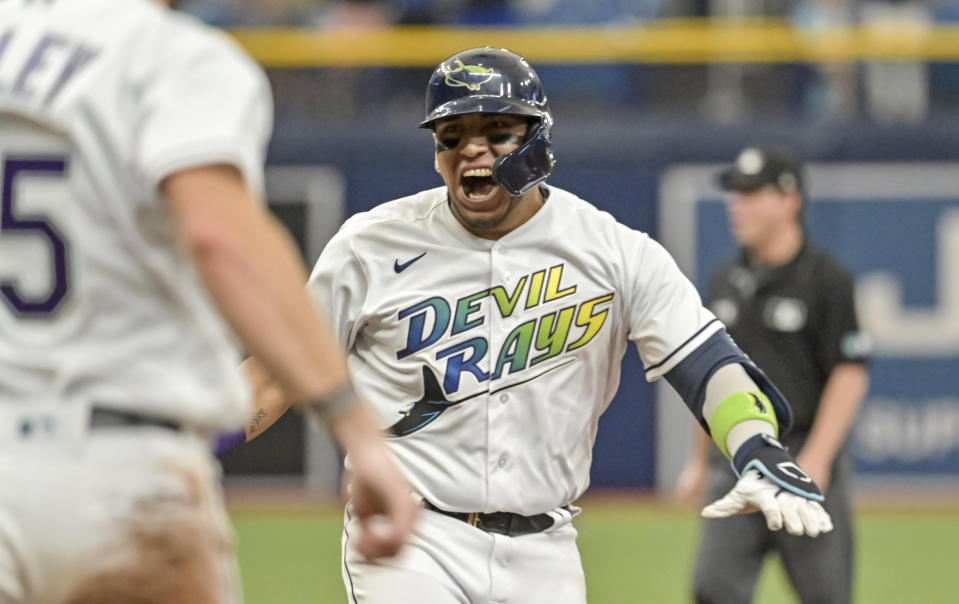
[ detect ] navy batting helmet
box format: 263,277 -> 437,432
420,47 -> 555,196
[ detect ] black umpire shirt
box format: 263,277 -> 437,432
707,240 -> 868,448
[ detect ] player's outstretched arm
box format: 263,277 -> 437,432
163,164 -> 417,559
211,357 -> 295,454
240,356 -> 294,442
698,364 -> 833,537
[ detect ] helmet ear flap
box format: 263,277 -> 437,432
491,119 -> 555,196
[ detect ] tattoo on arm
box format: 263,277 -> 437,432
246,408 -> 268,436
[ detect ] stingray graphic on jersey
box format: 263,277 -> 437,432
388,366 -> 480,436
388,359 -> 576,437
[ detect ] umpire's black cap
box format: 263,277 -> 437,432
718,146 -> 803,195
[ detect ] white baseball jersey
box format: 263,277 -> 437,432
310,185 -> 720,516
0,0 -> 272,429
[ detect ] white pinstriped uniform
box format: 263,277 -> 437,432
309,185 -> 720,603
0,1 -> 270,601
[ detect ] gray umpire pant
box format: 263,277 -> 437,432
692,451 -> 854,604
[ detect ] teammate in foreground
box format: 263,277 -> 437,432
676,147 -> 869,603
245,48 -> 832,603
0,1 -> 415,602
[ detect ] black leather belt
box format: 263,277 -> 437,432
89,407 -> 181,432
423,500 -> 558,536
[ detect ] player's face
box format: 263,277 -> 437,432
433,113 -> 541,240
725,186 -> 797,248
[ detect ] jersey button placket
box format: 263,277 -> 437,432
489,531 -> 514,604
488,243 -> 512,500
497,246 -> 511,282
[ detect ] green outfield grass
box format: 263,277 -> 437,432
232,500 -> 958,603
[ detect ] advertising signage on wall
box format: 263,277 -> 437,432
657,164 -> 959,485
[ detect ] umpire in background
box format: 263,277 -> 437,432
676,146 -> 870,603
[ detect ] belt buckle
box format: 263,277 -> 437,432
467,512 -> 481,528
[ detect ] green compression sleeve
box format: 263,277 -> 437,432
708,391 -> 779,459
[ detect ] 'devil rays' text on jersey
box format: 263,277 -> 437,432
390,263 -> 612,435
309,185 -> 719,515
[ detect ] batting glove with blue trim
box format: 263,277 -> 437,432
701,434 -> 834,537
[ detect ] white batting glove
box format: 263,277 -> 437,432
701,469 -> 834,537
702,433 -> 834,537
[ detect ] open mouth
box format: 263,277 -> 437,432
461,167 -> 496,201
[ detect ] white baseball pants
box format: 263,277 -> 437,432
0,406 -> 240,604
341,505 -> 587,604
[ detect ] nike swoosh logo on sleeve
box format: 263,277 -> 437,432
394,251 -> 428,273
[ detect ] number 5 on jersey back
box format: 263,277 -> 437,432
1,155 -> 69,317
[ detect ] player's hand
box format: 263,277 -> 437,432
701,470 -> 833,536
345,443 -> 418,560
702,433 -> 833,537
329,405 -> 418,560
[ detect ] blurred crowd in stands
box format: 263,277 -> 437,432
182,0 -> 957,28
181,0 -> 959,126
181,0 -> 674,27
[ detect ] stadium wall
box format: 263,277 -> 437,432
222,117 -> 959,493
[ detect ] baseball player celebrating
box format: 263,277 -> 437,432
245,48 -> 832,603
0,1 -> 415,602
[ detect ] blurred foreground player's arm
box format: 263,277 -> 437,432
163,166 -> 417,559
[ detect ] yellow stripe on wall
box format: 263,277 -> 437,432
228,20 -> 959,67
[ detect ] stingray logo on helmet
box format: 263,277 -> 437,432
420,47 -> 556,197
444,59 -> 496,91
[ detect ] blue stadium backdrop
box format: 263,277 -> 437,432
224,121 -> 959,495
658,163 -> 959,488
